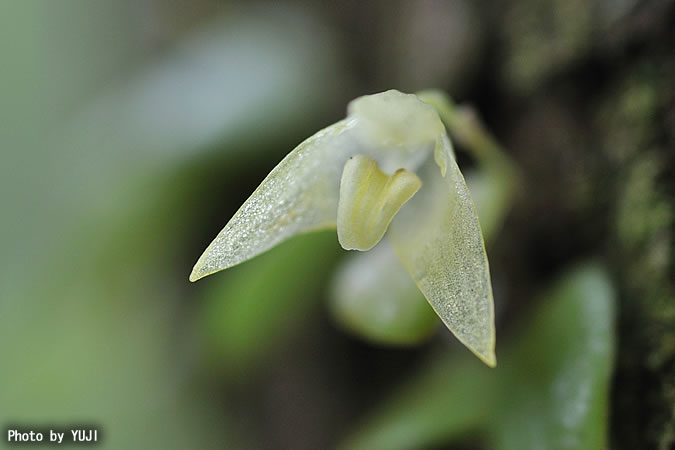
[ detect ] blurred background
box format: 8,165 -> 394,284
1,1 -> 673,448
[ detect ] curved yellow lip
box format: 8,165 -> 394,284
337,154 -> 421,251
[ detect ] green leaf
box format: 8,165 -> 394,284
200,231 -> 341,376
490,263 -> 615,450
341,262 -> 615,450
340,354 -> 495,450
0,6 -> 347,447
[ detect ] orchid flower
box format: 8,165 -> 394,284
190,90 -> 496,367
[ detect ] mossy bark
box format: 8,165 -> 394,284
490,1 -> 675,448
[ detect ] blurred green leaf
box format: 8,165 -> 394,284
341,262 -> 615,450
340,356 -> 495,449
0,3 -> 347,447
490,262 -> 615,450
200,231 -> 342,376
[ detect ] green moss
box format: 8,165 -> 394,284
500,0 -> 593,91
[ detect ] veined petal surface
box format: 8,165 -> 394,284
190,120 -> 356,281
390,141 -> 496,366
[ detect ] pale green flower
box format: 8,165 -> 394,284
190,90 -> 496,367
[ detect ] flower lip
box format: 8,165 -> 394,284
337,154 -> 422,251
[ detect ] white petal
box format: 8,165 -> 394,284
390,140 -> 496,366
190,120 -> 356,281
191,90 -> 451,281
337,155 -> 421,251
464,170 -> 511,245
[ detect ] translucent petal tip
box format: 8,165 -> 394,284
188,266 -> 201,282
474,344 -> 497,368
189,253 -> 212,282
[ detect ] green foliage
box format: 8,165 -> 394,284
0,3 -> 345,447
200,231 -> 341,376
341,263 -> 615,449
